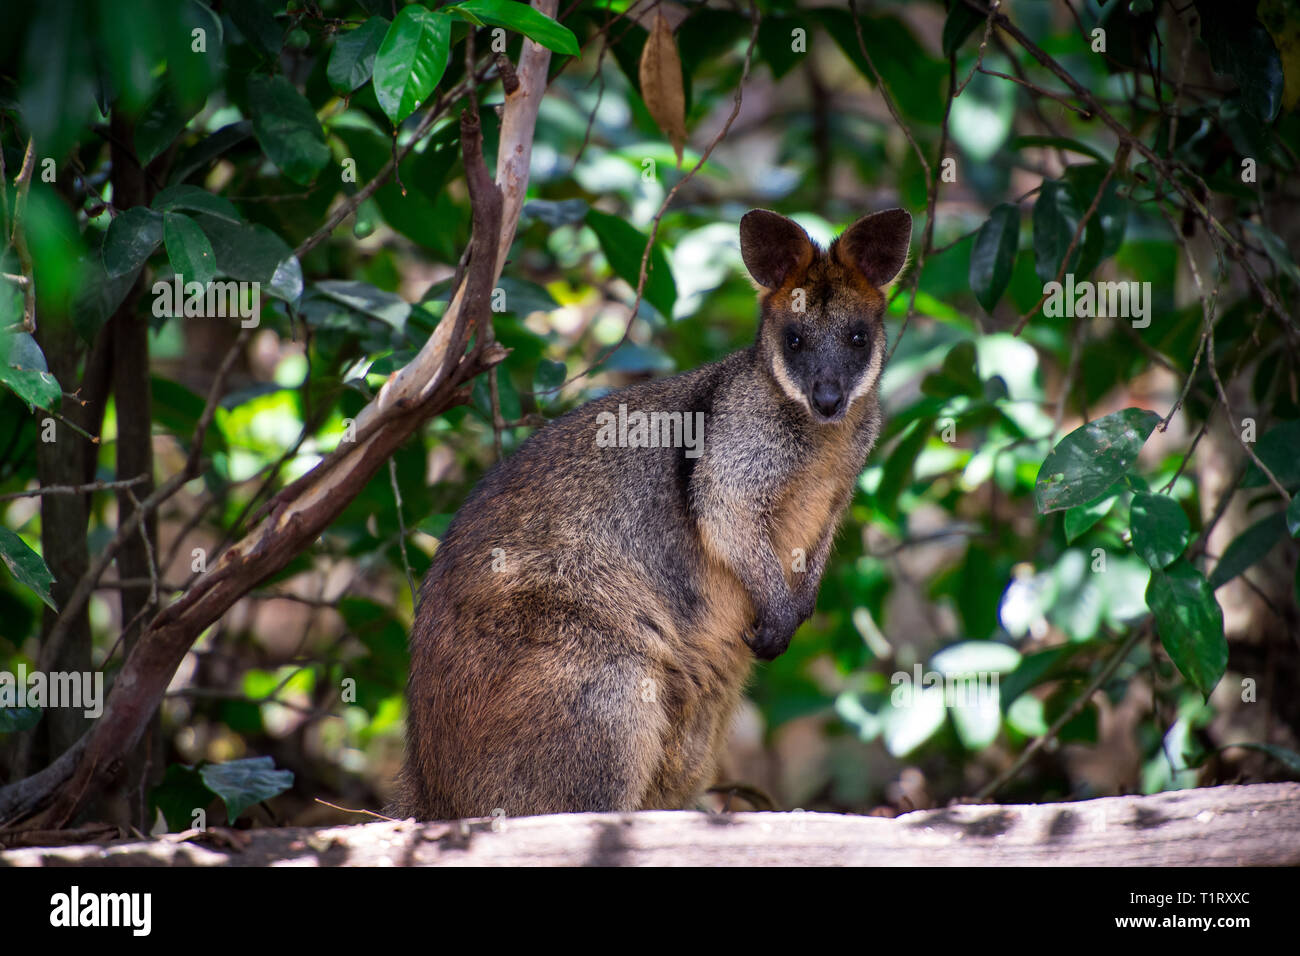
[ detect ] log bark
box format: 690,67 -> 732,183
2,783 -> 1296,867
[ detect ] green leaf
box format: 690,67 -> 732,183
969,203 -> 1019,312
328,16 -> 389,94
1064,163 -> 1127,261
1063,486 -> 1120,543
416,513 -> 455,540
453,0 -> 580,55
0,331 -> 63,413
533,358 -> 567,406
998,643 -> 1094,714
152,376 -> 228,457
1032,180 -> 1076,284
1243,420 -> 1300,490
135,86 -> 200,168
1287,494 -> 1300,538
603,343 -> 674,375
331,120 -> 460,260
472,369 -> 521,424
942,1 -> 985,57
1241,222 -> 1300,290
1208,511 -> 1287,589
152,185 -> 241,222
1130,492 -> 1190,569
820,11 -> 946,125
1032,179 -> 1103,282
920,340 -> 980,399
585,209 -> 677,320
149,763 -> 213,831
1146,559 -> 1227,698
247,74 -> 330,185
0,527 -> 58,611
103,207 -> 164,278
313,280 -> 410,330
225,0 -> 284,58
17,0 -> 97,160
876,416 -> 935,518
199,756 -> 294,823
1009,135 -> 1108,163
1035,408 -> 1161,513
193,214 -> 303,302
72,248 -> 140,343
1196,2 -> 1284,121
163,212 -> 218,287
169,121 -> 254,186
757,16 -> 804,80
1219,742 -> 1300,778
373,6 -> 452,125
0,703 -> 43,734
167,0 -> 226,110
1044,688 -> 1099,744
522,198 -> 589,228
954,548 -> 1013,642
494,276 -> 560,316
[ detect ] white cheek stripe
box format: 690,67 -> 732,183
771,355 -> 812,412
847,338 -> 884,408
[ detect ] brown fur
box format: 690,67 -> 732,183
391,208 -> 912,819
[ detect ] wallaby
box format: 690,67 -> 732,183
390,207 -> 912,820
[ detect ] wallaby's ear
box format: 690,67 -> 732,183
739,209 -> 815,289
836,208 -> 912,288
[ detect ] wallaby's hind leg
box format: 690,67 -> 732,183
492,649 -> 667,815
408,607 -> 670,818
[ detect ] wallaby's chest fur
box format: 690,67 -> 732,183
393,208 -> 910,820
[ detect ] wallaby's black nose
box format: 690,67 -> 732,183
812,381 -> 843,417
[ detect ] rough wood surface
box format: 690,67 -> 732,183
2,782 -> 1296,867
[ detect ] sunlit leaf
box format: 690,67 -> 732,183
373,6 -> 451,125
1130,492 -> 1189,570
199,756 -> 294,823
1147,559 -> 1227,699
1035,408 -> 1160,513
585,209 -> 677,320
0,526 -> 58,611
453,0 -> 579,55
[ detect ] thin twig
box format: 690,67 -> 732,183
537,0 -> 761,396
387,456 -> 417,607
976,623 -> 1148,801
36,328 -> 252,674
1013,143 -> 1130,335
10,139 -> 36,332
1164,208 -> 1291,503
0,475 -> 149,503
953,0 -> 999,96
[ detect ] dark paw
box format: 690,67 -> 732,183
744,612 -> 798,660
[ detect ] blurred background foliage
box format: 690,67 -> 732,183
1,0 -> 1299,828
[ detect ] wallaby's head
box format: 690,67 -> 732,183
740,208 -> 912,422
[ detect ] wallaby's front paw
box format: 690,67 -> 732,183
744,608 -> 798,660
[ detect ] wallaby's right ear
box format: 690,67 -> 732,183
740,210 -> 815,290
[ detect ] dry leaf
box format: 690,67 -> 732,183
639,11 -> 686,167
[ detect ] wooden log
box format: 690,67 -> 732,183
2,782 -> 1296,867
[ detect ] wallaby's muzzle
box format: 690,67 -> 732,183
811,380 -> 845,419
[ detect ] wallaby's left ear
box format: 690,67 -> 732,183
836,208 -> 912,287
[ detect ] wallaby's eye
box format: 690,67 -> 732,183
785,328 -> 803,352
849,330 -> 868,349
